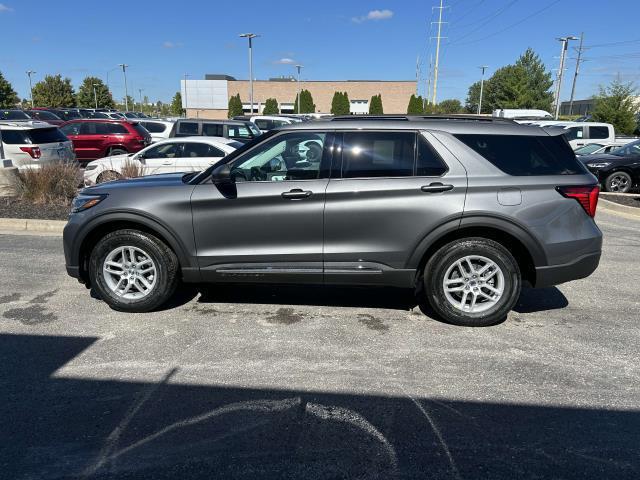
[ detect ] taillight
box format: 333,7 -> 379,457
557,185 -> 600,218
19,146 -> 41,159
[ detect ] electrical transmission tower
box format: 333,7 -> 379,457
568,33 -> 587,116
430,0 -> 448,105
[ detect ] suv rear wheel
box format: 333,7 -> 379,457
423,238 -> 521,327
89,229 -> 179,312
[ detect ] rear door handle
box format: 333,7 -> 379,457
421,182 -> 454,193
281,189 -> 312,199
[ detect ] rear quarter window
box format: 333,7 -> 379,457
454,134 -> 587,176
142,122 -> 167,133
178,122 -> 199,135
1,130 -> 29,144
27,128 -> 68,144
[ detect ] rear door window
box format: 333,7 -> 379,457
417,134 -> 448,176
228,124 -> 253,139
182,142 -> 224,157
454,134 -> 586,176
588,126 -> 609,139
178,122 -> 199,135
60,123 -> 82,136
563,126 -> 584,140
341,131 -> 415,178
202,123 -> 224,136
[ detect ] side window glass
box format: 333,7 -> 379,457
417,134 -> 448,176
342,131 -> 414,178
178,122 -> 199,135
144,143 -> 181,159
80,122 -> 95,135
230,132 -> 326,182
61,123 -> 81,136
202,123 -> 223,136
589,126 -> 609,139
182,143 -> 214,157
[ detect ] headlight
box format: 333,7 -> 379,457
84,164 -> 98,171
587,162 -> 611,168
71,194 -> 107,213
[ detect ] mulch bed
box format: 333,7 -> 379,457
600,193 -> 640,209
0,197 -> 70,220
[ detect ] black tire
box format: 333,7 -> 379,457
604,171 -> 632,193
108,147 -> 127,156
89,229 -> 179,312
422,238 -> 521,327
96,170 -> 122,184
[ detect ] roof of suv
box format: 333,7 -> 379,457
63,118 -> 138,124
176,118 -> 249,125
0,120 -> 57,130
280,116 -> 557,136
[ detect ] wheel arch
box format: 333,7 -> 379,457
74,212 -> 196,285
409,214 -> 547,287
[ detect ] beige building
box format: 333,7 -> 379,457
182,74 -> 416,119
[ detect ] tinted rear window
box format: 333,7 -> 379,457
141,122 -> 167,133
132,124 -> 149,136
28,127 -> 68,144
29,110 -> 61,120
1,110 -> 30,120
1,130 -> 29,144
178,122 -> 199,135
454,134 -> 586,176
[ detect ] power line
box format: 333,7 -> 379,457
448,0 -> 486,27
449,0 -> 562,47
448,0 -> 519,43
584,38 -> 640,49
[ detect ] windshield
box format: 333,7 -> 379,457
611,139 -> 640,157
0,110 -> 30,120
574,144 -> 603,155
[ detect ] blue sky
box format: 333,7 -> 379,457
1,0 -> 639,105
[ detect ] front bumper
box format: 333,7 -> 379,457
534,251 -> 601,288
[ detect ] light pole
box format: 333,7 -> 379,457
26,70 -> 36,108
295,64 -> 303,114
554,36 -> 578,119
239,33 -> 259,114
183,73 -> 190,117
477,65 -> 488,115
568,33 -> 585,116
118,63 -> 129,111
92,83 -> 99,109
138,88 -> 144,113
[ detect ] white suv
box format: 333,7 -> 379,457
1,121 -> 75,169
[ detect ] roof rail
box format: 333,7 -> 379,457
328,114 -> 516,123
0,120 -> 52,128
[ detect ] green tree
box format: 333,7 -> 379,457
465,81 -> 482,113
330,91 -> 350,115
76,76 -> 114,108
0,71 -> 19,108
31,74 -> 76,107
515,48 -> 554,111
170,91 -> 183,116
592,79 -> 639,135
437,98 -> 463,114
368,94 -> 383,114
485,65 -> 528,109
227,93 -> 244,118
293,89 -> 315,113
407,94 -> 424,114
262,98 -> 279,114
116,96 -> 136,111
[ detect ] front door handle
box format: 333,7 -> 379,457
281,189 -> 312,199
421,182 -> 454,193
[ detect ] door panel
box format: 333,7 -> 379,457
323,131 -> 467,286
141,142 -> 182,175
191,130 -> 332,283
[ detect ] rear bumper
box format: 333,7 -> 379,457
534,251 -> 601,288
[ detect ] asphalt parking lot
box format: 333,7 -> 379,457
0,209 -> 638,480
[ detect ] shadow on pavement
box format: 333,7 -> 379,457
1,333 -> 637,479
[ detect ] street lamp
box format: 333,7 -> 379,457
138,88 -> 143,113
477,65 -> 488,115
26,70 -> 36,108
118,63 -> 129,111
183,73 -> 190,118
295,64 -> 303,114
92,83 -> 99,109
239,33 -> 259,114
554,36 -> 579,119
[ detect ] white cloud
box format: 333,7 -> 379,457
274,57 -> 296,64
0,3 -> 13,12
162,41 -> 183,49
352,9 -> 393,23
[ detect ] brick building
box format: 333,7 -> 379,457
181,74 -> 416,119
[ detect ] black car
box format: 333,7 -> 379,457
580,139 -> 640,192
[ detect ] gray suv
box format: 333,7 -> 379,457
63,117 -> 602,326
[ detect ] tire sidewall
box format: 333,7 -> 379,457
424,239 -> 521,327
605,172 -> 631,193
89,230 -> 176,312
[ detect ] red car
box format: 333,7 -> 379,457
60,119 -> 152,163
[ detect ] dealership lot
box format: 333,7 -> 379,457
0,209 -> 638,479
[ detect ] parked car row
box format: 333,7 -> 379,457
579,138 -> 640,193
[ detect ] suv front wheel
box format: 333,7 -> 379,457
423,238 -> 521,327
89,229 -> 179,312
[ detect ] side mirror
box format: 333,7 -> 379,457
212,163 -> 233,185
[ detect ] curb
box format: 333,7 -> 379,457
0,217 -> 66,233
598,198 -> 640,219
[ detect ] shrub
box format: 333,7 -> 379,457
262,98 -> 279,114
120,160 -> 144,179
15,162 -> 80,205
